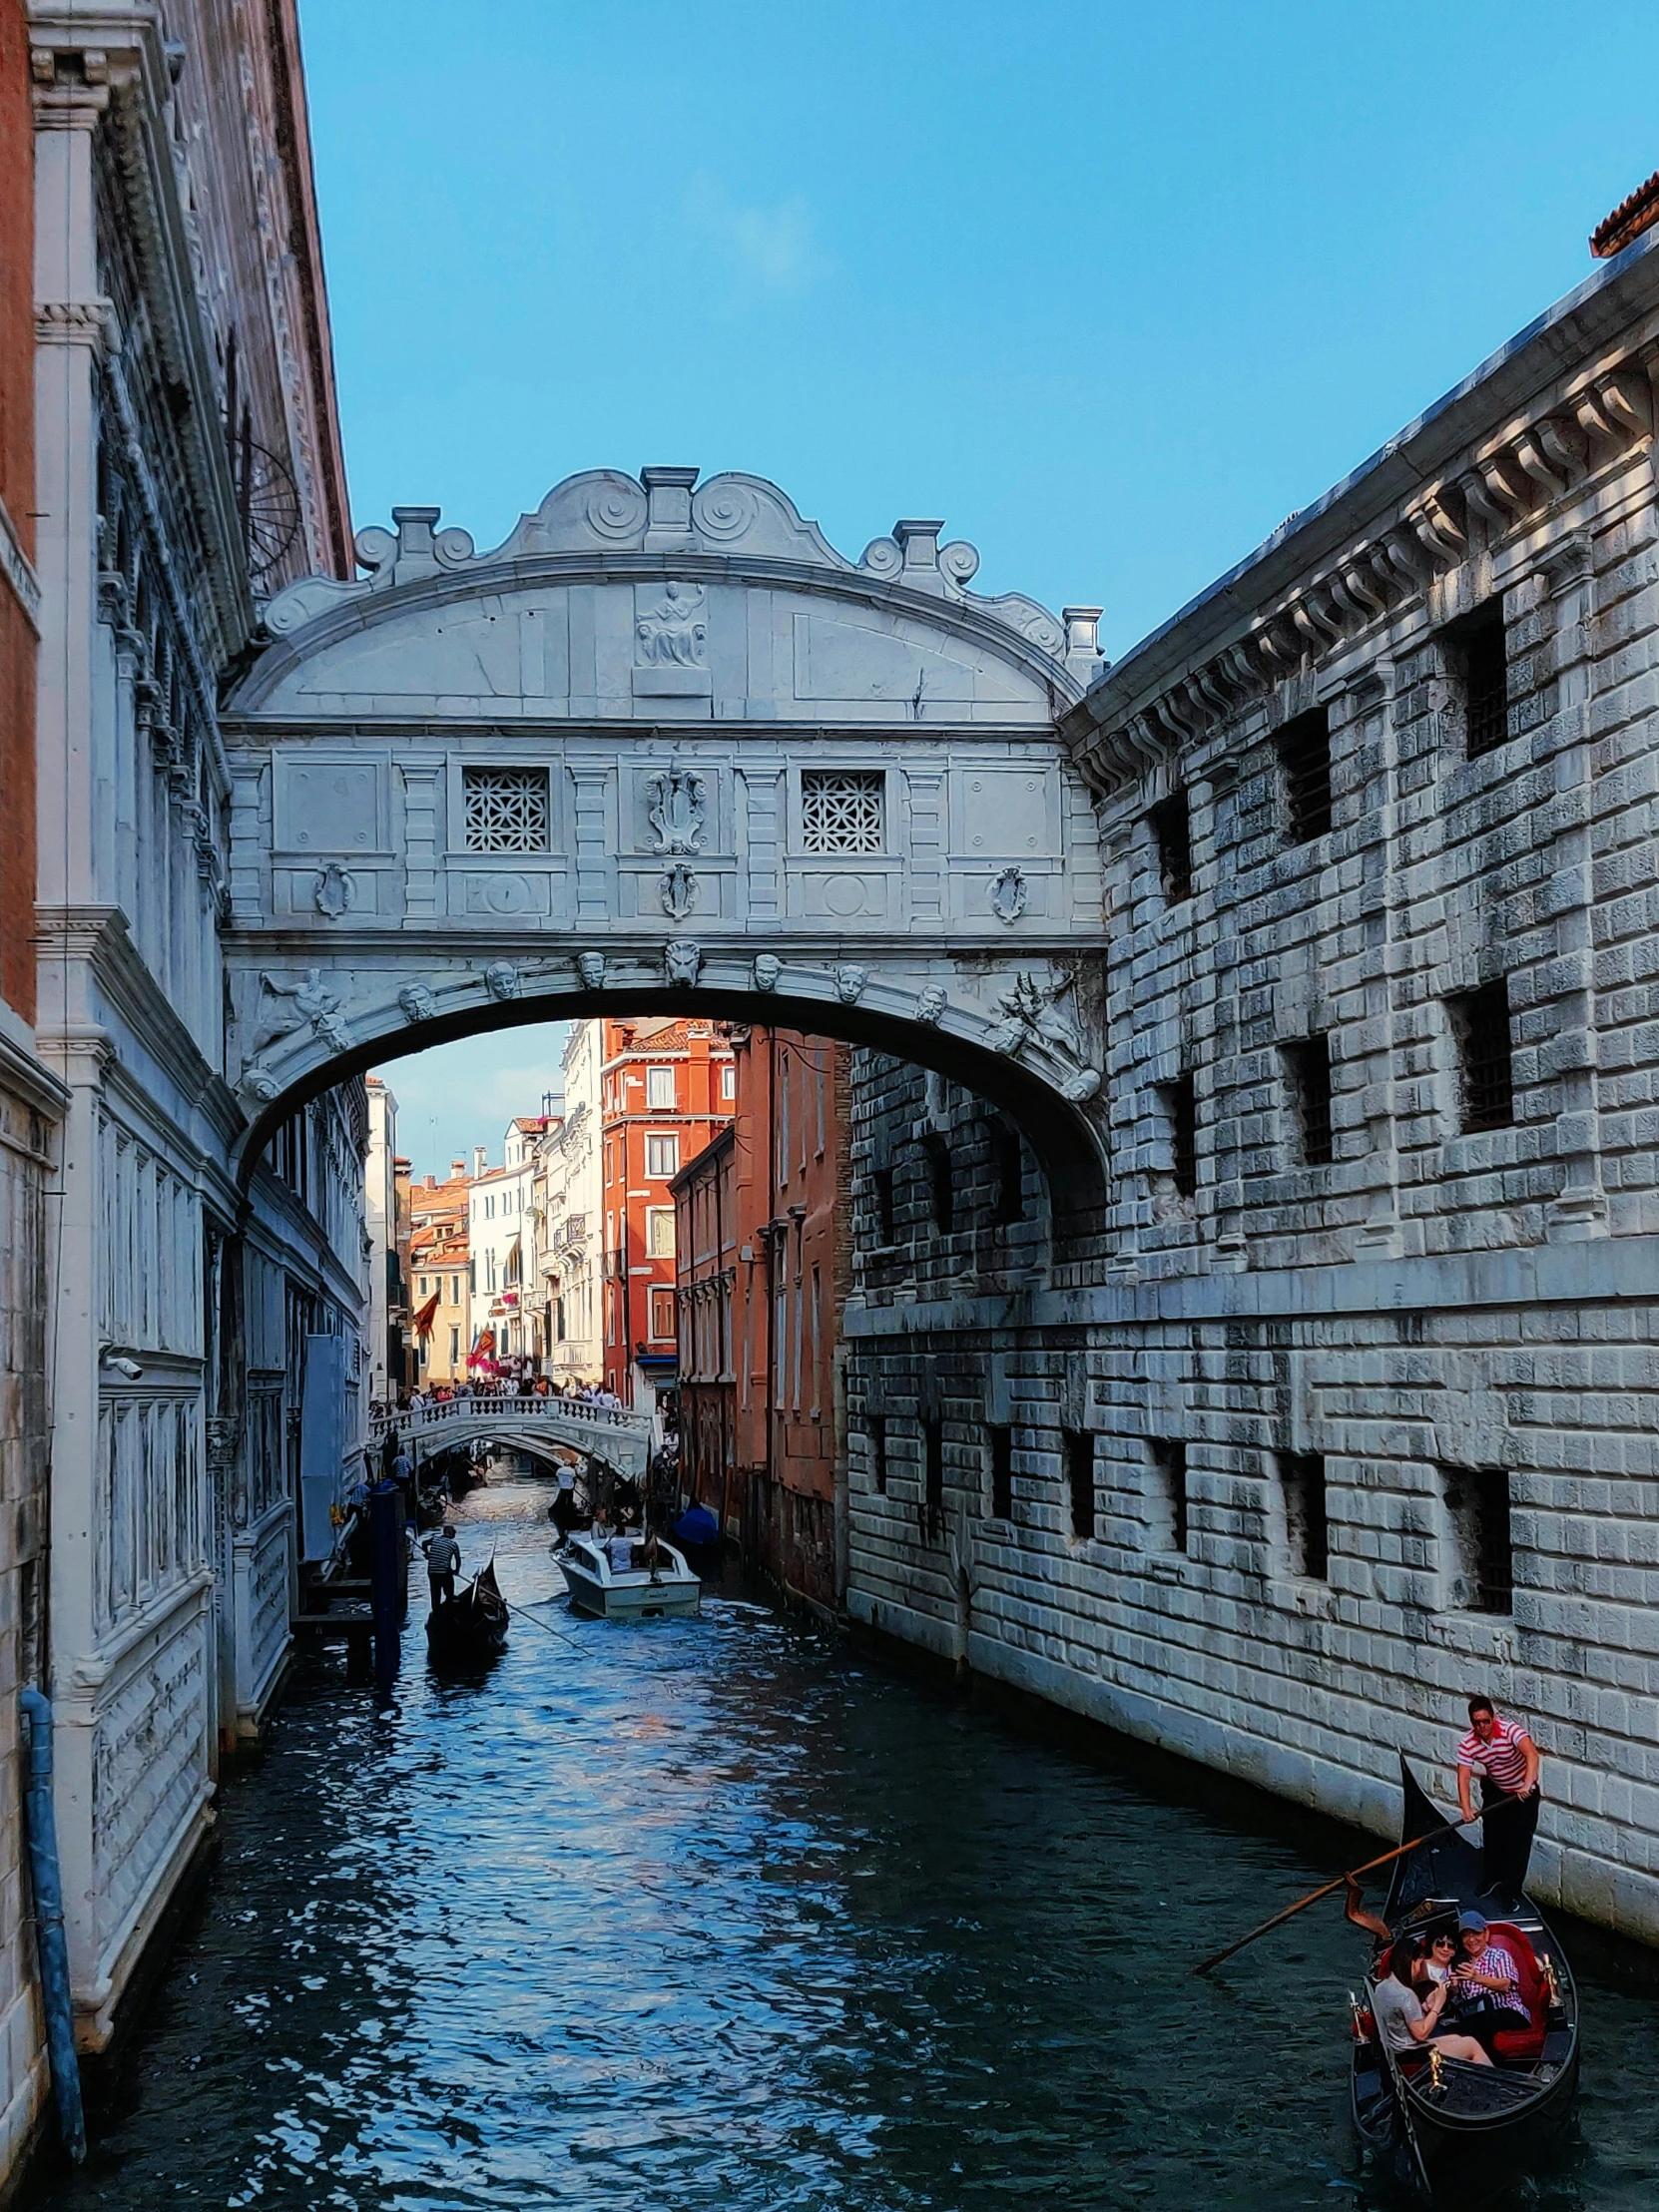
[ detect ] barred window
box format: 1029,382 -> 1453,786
1449,980 -> 1513,1132
1151,791 -> 1193,902
1276,708 -> 1333,842
1447,600 -> 1510,760
801,770 -> 883,853
462,766 -> 551,852
1285,1035 -> 1334,1166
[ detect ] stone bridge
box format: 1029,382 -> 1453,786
220,468 -> 1111,1237
370,1396 -> 655,1481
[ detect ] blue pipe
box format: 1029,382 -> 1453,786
18,1690 -> 86,2164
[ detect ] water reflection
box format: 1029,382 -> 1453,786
25,1477 -> 1659,2210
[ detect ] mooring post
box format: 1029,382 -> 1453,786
367,1477 -> 403,1700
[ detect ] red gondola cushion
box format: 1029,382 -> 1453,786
1484,1923 -> 1548,2060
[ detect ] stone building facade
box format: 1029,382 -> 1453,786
844,223 -> 1659,1943
20,0 -> 364,2148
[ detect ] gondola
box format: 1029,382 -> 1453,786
1350,1758 -> 1579,2204
424,1558 -> 509,1665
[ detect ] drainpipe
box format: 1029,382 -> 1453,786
18,1689 -> 86,2163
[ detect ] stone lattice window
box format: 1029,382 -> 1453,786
801,770 -> 883,853
461,766 -> 550,852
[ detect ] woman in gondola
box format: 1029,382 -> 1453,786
1372,1939 -> 1492,2070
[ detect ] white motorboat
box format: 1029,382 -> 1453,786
559,1532 -> 702,1620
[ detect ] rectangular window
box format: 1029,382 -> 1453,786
645,1133 -> 680,1178
801,769 -> 883,854
921,1415 -> 945,1539
451,1277 -> 461,1306
1449,980 -> 1514,1131
1151,791 -> 1193,903
1286,1036 -> 1334,1167
1150,1438 -> 1188,1556
1280,1451 -> 1329,1580
1277,708 -> 1333,842
1441,1465 -> 1512,1614
449,1325 -> 459,1364
649,1288 -> 677,1340
461,765 -> 551,852
722,1063 -> 736,1100
867,1414 -> 887,1495
988,1424 -> 1014,1519
922,1133 -> 954,1235
645,1206 -> 676,1258
1162,1075 -> 1198,1199
1064,1428 -> 1095,1541
1449,600 -> 1510,759
646,1065 -> 676,1109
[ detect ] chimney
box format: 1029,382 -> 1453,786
425,1173 -> 437,1188
450,1157 -> 466,1179
473,1146 -> 487,1177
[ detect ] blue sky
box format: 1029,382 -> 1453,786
309,0 -> 1659,1172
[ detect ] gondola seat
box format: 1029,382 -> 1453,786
1483,1923 -> 1548,2062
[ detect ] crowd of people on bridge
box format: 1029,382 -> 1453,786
369,1372 -> 628,1419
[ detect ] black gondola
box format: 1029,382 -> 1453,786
424,1558 -> 509,1665
1350,1757 -> 1579,2204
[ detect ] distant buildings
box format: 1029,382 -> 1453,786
674,1028 -> 852,1607
408,1160 -> 472,1383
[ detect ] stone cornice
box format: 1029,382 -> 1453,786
1065,226 -> 1659,795
0,1002 -> 70,1123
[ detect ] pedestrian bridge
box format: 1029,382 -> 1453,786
220,466 -> 1113,1242
370,1397 -> 655,1481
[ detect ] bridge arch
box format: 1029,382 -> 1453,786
220,467 -> 1110,1239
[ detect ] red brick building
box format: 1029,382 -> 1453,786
599,1018 -> 734,1406
673,1028 -> 852,1607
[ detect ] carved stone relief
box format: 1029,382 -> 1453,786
664,939 -> 703,988
575,951 -> 606,990
645,768 -> 708,855
989,865 -> 1028,924
753,954 -> 782,993
834,964 -> 868,1005
312,864 -> 355,918
483,961 -> 522,1002
659,863 -> 699,920
398,983 -> 438,1023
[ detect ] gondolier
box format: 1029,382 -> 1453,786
1455,1695 -> 1541,1907
422,1523 -> 461,1609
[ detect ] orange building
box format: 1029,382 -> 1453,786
598,1018 -> 734,1407
673,1028 -> 852,1607
408,1160 -> 472,1383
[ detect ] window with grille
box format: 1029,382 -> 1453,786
1449,980 -> 1513,1131
801,770 -> 883,853
645,1134 -> 679,1178
1162,1075 -> 1198,1198
461,765 -> 551,852
1280,1451 -> 1329,1579
1448,600 -> 1510,760
988,1424 -> 1014,1518
1441,1465 -> 1512,1613
1151,791 -> 1193,902
1276,708 -> 1333,842
1285,1036 -> 1334,1166
1065,1428 -> 1095,1540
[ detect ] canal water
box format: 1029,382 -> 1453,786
26,1476 -> 1659,2211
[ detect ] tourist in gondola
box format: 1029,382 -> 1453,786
1371,1939 -> 1492,2068
1455,1695 -> 1542,1906
1445,1912 -> 1531,2055
422,1522 -> 461,1608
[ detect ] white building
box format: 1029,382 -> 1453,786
468,1117 -> 553,1366
363,1077 -> 404,1403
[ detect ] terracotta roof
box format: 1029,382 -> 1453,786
1592,168 -> 1659,259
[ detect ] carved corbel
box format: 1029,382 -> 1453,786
1597,368 -> 1652,443
1292,593 -> 1342,652
1420,491 -> 1468,558
1380,526 -> 1432,590
1253,617 -> 1298,670
1222,639 -> 1266,694
1533,417 -> 1584,485
1458,470 -> 1511,534
1477,455 -> 1531,520
1337,560 -> 1387,618
1512,431 -> 1567,500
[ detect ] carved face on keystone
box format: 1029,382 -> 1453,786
753,954 -> 782,992
834,964 -> 867,1005
575,952 -> 606,990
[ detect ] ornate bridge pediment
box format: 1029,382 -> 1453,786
220,467 -> 1111,1234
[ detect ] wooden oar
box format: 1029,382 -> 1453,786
1193,1800 -> 1503,1975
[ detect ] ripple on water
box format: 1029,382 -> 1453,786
21,1477 -> 1659,2212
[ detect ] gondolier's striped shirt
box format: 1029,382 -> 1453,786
1456,1716 -> 1532,1793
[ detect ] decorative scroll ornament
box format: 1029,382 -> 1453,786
575,951 -> 606,990
398,983 -> 438,1024
990,970 -> 1101,1100
834,963 -> 868,1005
255,967 -> 353,1056
312,863 -> 355,918
914,985 -> 947,1025
646,768 -> 708,855
483,961 -> 521,1002
635,582 -> 708,667
753,954 -> 782,993
989,865 -> 1028,924
665,939 -> 703,988
660,862 -> 699,920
